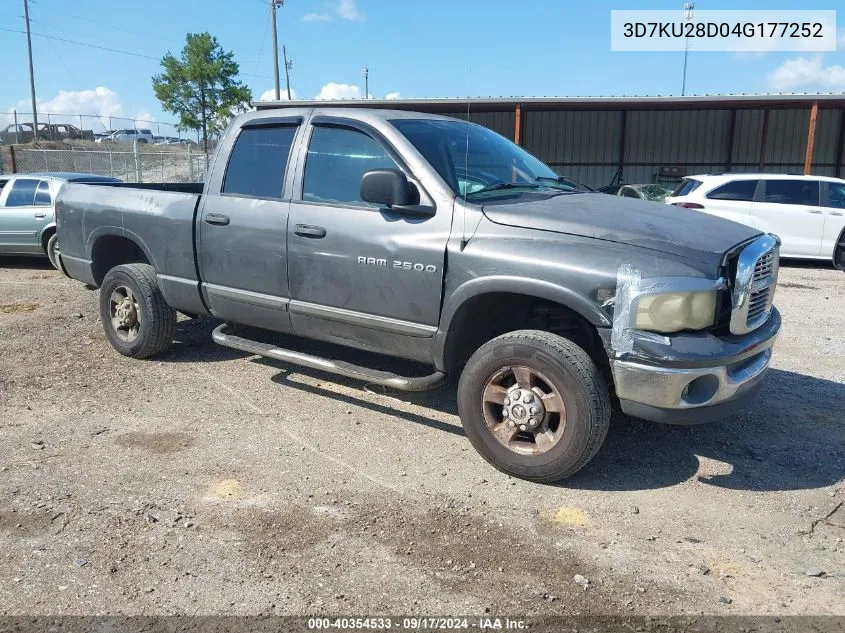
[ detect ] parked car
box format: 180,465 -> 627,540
665,173 -> 845,266
38,123 -> 95,141
615,183 -> 675,202
97,129 -> 155,144
55,108 -> 781,481
0,172 -> 121,268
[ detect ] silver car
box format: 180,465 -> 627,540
0,172 -> 121,268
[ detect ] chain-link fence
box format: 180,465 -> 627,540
1,111 -> 187,144
10,146 -> 209,183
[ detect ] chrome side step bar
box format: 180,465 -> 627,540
212,323 -> 446,392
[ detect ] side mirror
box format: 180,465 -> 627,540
360,169 -> 418,208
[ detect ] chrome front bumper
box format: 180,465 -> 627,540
612,308 -> 780,425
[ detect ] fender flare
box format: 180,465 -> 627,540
86,226 -> 158,271
433,275 -> 611,371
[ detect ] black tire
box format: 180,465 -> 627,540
98,263 -> 176,359
457,330 -> 611,482
45,233 -> 59,270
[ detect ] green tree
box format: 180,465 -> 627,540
152,33 -> 251,153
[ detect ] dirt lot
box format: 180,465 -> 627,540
0,258 -> 842,617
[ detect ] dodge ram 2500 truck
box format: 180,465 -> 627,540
55,107 -> 781,482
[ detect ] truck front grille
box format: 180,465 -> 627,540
729,235 -> 779,335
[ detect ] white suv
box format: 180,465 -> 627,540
665,173 -> 845,266
102,129 -> 155,144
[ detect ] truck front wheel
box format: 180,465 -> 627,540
457,330 -> 611,482
98,264 -> 176,359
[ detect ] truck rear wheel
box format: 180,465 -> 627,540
457,330 -> 611,482
98,264 -> 176,359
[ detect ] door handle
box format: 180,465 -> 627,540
294,224 -> 327,238
34,213 -> 46,219
807,209 -> 823,214
205,213 -> 230,226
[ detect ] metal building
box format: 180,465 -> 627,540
255,94 -> 845,189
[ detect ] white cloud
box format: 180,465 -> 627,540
302,12 -> 331,22
258,87 -> 299,101
314,82 -> 363,100
1,87 -> 173,134
769,55 -> 845,90
41,87 -> 124,119
384,92 -> 402,100
337,0 -> 364,21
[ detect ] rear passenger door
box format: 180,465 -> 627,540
750,179 -> 823,257
198,117 -> 303,332
0,178 -> 52,252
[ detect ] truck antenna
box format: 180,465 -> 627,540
460,78 -> 471,251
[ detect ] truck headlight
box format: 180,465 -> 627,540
634,291 -> 717,333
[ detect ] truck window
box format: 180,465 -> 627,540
706,180 -> 758,201
4,179 -> 39,207
763,179 -> 820,206
223,125 -> 297,199
302,126 -> 398,207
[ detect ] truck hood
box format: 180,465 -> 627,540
482,193 -> 761,267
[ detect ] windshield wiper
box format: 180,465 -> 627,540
534,176 -> 594,192
466,182 -> 541,197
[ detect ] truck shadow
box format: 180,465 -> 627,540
564,368 -> 844,492
164,320 -> 843,493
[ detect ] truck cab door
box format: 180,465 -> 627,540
197,117 -> 304,333
0,178 -> 52,253
286,117 -> 450,363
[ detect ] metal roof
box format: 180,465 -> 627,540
254,93 -> 845,112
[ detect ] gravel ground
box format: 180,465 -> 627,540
0,257 -> 842,617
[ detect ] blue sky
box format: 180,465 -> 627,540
1,0 -> 843,133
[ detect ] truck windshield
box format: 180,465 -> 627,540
391,119 -> 564,198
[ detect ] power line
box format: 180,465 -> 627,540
28,0 -> 176,45
1,27 -> 161,60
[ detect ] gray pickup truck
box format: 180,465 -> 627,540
55,107 -> 781,481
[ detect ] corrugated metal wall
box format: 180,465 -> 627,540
460,106 -> 845,188
523,111 -> 622,187
454,110 -> 515,140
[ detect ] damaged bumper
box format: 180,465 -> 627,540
610,307 -> 780,425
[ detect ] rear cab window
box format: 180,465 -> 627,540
762,179 -> 820,206
670,178 -> 702,197
706,179 -> 758,201
222,125 -> 298,199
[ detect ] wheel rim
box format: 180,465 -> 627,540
109,285 -> 141,342
481,365 -> 567,455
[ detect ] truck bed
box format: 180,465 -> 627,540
56,181 -> 205,314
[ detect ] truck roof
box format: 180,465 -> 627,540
240,106 -> 462,127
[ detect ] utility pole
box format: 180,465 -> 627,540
681,1 -> 695,96
363,66 -> 369,99
283,46 -> 292,100
271,0 -> 284,100
23,0 -> 39,133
